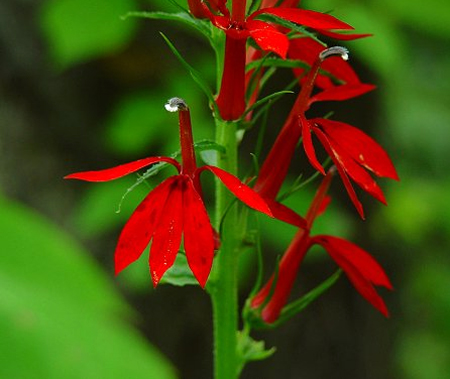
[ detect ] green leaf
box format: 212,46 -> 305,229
0,194 -> 176,379
40,0 -> 138,67
275,270 -> 341,326
160,253 -> 199,286
160,33 -> 218,114
246,57 -> 310,72
254,14 -> 326,45
123,11 -> 212,40
196,140 -> 226,166
237,332 -> 276,372
240,90 -> 294,120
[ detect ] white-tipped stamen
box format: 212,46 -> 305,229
319,46 -> 349,61
165,97 -> 189,112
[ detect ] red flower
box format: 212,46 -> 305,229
251,170 -> 393,323
196,0 -> 355,119
65,98 -> 272,287
254,45 -> 397,218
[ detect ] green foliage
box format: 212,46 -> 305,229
237,332 -> 276,372
160,253 -> 199,286
0,194 -> 176,379
40,0 -> 138,67
104,92 -> 180,156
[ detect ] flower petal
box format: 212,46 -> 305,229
314,118 -> 399,180
264,198 -> 307,228
114,177 -> 174,275
200,166 -> 273,217
183,178 -> 215,288
288,38 -> 360,88
313,128 -> 365,218
247,20 -> 289,58
309,83 -> 376,105
300,115 -> 325,175
326,139 -> 387,205
252,8 -> 353,30
65,157 -> 181,182
312,235 -> 392,316
317,29 -> 372,41
149,176 -> 184,287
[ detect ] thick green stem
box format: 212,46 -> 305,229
209,119 -> 239,379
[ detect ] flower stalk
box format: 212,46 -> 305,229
209,119 -> 239,379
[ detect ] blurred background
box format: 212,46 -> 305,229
1,0 -> 449,378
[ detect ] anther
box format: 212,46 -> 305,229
165,97 -> 189,112
319,46 -> 349,62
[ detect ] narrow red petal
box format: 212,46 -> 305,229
64,157 -> 181,182
314,118 -> 399,180
183,179 -> 215,288
309,84 -> 376,105
200,166 -> 273,217
264,198 -> 307,229
312,235 -> 391,316
316,235 -> 393,289
318,29 -> 372,41
252,8 -> 353,31
300,116 -> 325,175
247,20 -> 289,58
288,38 -> 361,89
149,177 -> 184,287
328,141 -> 387,205
313,128 -> 365,218
316,195 -> 332,217
114,177 -> 174,275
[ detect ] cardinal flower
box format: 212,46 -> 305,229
189,0 -> 355,119
65,98 -> 273,288
254,45 -> 398,218
251,169 -> 393,323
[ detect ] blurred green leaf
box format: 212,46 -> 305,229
0,194 -> 176,379
124,11 -> 212,40
397,331 -> 450,379
104,92 -> 179,156
378,0 -> 450,38
70,176 -> 149,238
40,0 -> 138,67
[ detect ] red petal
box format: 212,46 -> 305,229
327,140 -> 387,205
314,118 -> 399,180
264,198 -> 307,228
317,195 -> 332,217
317,29 -> 372,41
312,235 -> 392,316
288,38 -> 361,88
183,179 -> 215,288
247,20 -> 289,58
200,166 -> 273,217
252,8 -> 353,30
114,177 -> 174,275
300,115 -> 325,175
65,157 -> 181,182
149,177 -> 184,287
309,83 -> 376,105
313,128 -> 365,218
317,235 -> 392,289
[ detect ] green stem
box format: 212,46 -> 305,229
209,119 -> 239,379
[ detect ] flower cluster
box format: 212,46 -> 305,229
67,0 -> 398,327
66,98 -> 273,287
